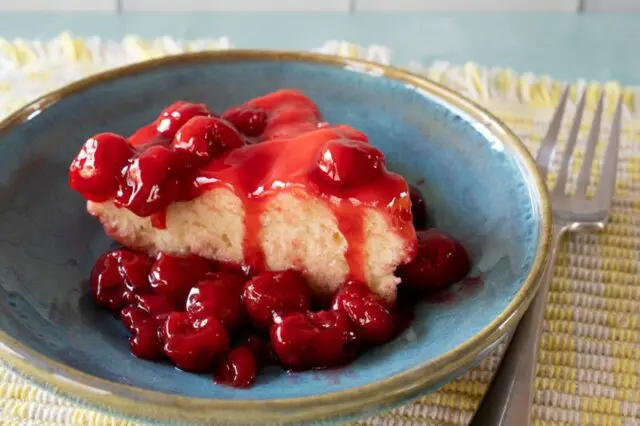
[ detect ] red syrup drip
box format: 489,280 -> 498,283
335,206 -> 367,283
150,211 -> 168,229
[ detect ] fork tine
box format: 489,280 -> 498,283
594,96 -> 623,208
552,88 -> 588,196
574,92 -> 605,197
536,86 -> 570,180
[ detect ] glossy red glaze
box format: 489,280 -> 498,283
314,139 -> 384,189
69,133 -> 134,202
242,271 -> 311,331
114,145 -> 178,217
119,305 -> 166,360
162,312 -> 230,372
149,253 -> 214,301
90,249 -> 152,312
129,101 -> 211,146
186,272 -> 246,330
117,250 -> 153,293
270,310 -> 355,370
332,280 -> 395,345
120,305 -> 148,333
397,229 -> 471,293
173,115 -> 245,165
133,292 -> 176,316
229,89 -> 322,141
214,346 -> 258,388
221,106 -> 268,138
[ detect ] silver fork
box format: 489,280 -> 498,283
470,88 -> 624,426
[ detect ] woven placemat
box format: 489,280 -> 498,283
0,33 -> 638,426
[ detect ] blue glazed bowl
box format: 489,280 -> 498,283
0,51 -> 551,424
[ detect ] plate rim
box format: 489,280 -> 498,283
0,49 -> 552,424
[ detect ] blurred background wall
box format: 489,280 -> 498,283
1,0 -> 639,12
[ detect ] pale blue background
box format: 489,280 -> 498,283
0,13 -> 638,84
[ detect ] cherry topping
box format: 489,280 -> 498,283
90,251 -> 126,312
214,346 -> 258,388
117,251 -> 153,294
242,271 -> 311,332
90,249 -> 149,312
114,145 -> 178,217
155,101 -> 211,139
270,310 -> 355,370
314,139 -> 384,189
69,133 -> 133,202
128,124 -> 160,147
332,280 -> 395,345
246,335 -> 277,367
397,229 -> 471,293
133,293 -> 176,316
186,272 -> 246,331
129,324 -> 164,360
119,306 -> 165,360
244,89 -> 322,140
120,305 -> 149,333
173,116 -> 245,165
222,107 -> 268,138
149,253 -> 213,301
162,312 -> 230,372
409,185 -> 428,229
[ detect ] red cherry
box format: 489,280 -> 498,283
119,306 -> 165,360
270,310 -> 355,370
162,312 -> 230,372
129,323 -> 164,360
117,251 -> 153,294
307,310 -> 357,367
242,271 -> 311,332
149,253 -> 213,301
246,335 -> 277,367
90,251 -> 127,312
155,101 -> 211,138
214,346 -> 258,388
397,229 -> 471,293
332,280 -> 395,345
221,107 -> 268,138
69,133 -> 133,201
114,145 -> 177,217
409,185 -> 428,230
128,123 -> 161,147
314,139 -> 384,190
239,89 -> 322,141
173,116 -> 245,164
186,272 -> 246,331
133,293 -> 176,316
90,249 -> 148,312
120,305 -> 149,333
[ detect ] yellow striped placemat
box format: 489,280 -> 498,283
0,33 -> 638,426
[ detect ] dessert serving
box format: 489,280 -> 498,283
69,89 -> 471,388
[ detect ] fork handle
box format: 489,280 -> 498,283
469,226 -> 564,426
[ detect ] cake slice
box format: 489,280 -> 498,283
70,90 -> 417,301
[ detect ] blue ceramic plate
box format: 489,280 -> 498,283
0,51 -> 551,425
